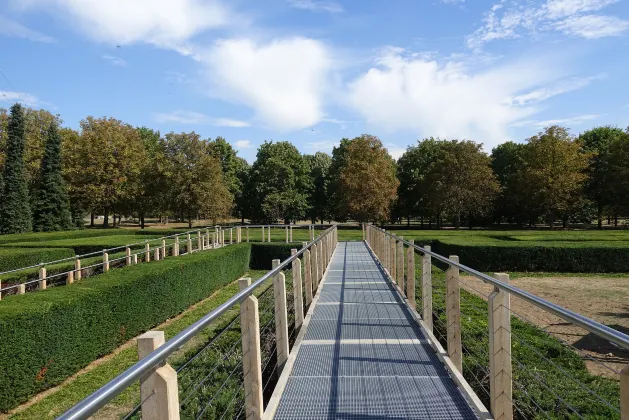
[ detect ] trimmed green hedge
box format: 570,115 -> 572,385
249,243 -> 301,269
0,229 -> 134,245
0,247 -> 75,273
0,244 -> 251,412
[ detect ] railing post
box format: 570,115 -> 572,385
162,240 -> 166,258
397,237 -> 404,292
422,245 -> 432,332
290,225 -> 293,242
75,258 -> 82,281
446,255 -> 462,372
246,227 -> 250,242
17,283 -> 25,294
133,254 -> 138,265
318,241 -> 324,283
230,228 -> 233,244
38,265 -> 47,290
322,235 -> 328,274
138,331 -> 180,420
390,236 -> 396,282
145,242 -> 151,262
406,239 -> 415,310
154,246 -> 160,262
103,251 -> 110,272
489,273 -> 513,420
239,278 -> 263,419
126,246 -> 132,265
197,231 -> 202,251
621,365 -> 629,420
312,243 -> 319,289
174,237 -> 180,256
304,248 -> 313,306
291,249 -> 304,329
362,223 -> 365,240
261,226 -> 265,242
66,269 -> 74,285
272,259 -> 289,373
267,226 -> 271,242
285,226 -> 289,243
187,234 -> 192,254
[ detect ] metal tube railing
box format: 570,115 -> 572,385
57,225 -> 337,420
368,224 -> 629,352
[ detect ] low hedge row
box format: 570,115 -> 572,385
0,247 -> 75,273
0,243 -> 251,412
431,240 -> 629,272
0,229 -> 134,245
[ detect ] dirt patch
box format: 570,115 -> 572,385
460,275 -> 629,378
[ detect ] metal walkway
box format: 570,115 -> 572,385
272,241 -> 480,419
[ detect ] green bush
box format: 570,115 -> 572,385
0,244 -> 251,411
0,229 -> 134,244
0,247 -> 75,273
249,243 -> 301,269
0,235 -> 165,255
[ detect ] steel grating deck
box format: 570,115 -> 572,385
273,242 -> 480,419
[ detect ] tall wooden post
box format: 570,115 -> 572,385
290,225 -> 293,242
272,260 -> 289,373
246,227 -> 249,242
267,226 -> 271,242
489,273 -> 513,420
390,236 -> 396,282
145,242 -> 151,262
261,226 -> 265,242
126,246 -> 132,266
75,258 -> 82,281
446,255 -> 462,372
138,331 -> 180,420
285,226 -> 289,243
38,266 -> 47,290
162,240 -> 166,258
397,237 -> 404,292
174,237 -> 180,256
304,249 -> 313,306
422,245 -> 433,332
239,278 -> 263,419
291,249 -> 304,329
154,246 -> 160,261
312,243 -> 319,289
197,231 -> 202,251
103,251 -> 110,272
406,240 -> 415,310
230,228 -> 233,244
318,241 -> 324,283
187,234 -> 192,254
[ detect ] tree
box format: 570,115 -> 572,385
304,152 -> 332,223
604,129 -> 629,220
208,137 -> 249,220
249,141 -> 311,223
331,135 -> 398,223
233,157 -> 251,222
423,140 -> 499,229
521,126 -> 589,228
579,126 -> 626,229
0,104 -> 32,234
134,127 -> 169,228
491,142 -> 527,225
165,132 -> 233,227
59,128 -> 86,228
31,122 -> 73,231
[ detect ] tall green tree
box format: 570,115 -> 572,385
331,135 -> 398,223
32,122 -> 73,231
208,137 -> 249,220
305,152 -> 332,223
491,141 -> 527,225
521,126 -> 589,228
249,141 -> 311,223
0,104 -> 32,234
579,126 -> 626,229
134,127 -> 169,228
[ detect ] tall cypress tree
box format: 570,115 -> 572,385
0,103 -> 32,234
32,122 -> 73,231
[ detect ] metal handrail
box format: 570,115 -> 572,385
368,224 -> 629,352
57,225 -> 337,420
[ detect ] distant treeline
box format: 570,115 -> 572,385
1,104 -> 628,233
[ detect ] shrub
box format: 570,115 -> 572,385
0,244 -> 251,411
0,235 -> 165,255
0,229 -> 133,245
0,247 -> 75,273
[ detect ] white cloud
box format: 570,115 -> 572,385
386,144 -> 406,160
101,54 -> 127,66
557,15 -> 629,38
203,37 -> 332,131
468,0 -> 629,49
0,90 -> 43,107
511,75 -> 603,105
307,140 -> 338,152
0,14 -> 55,43
234,140 -> 252,149
440,0 -> 465,4
512,113 -> 601,127
15,0 -> 231,49
154,110 -> 250,127
345,48 -> 563,149
287,0 -> 343,13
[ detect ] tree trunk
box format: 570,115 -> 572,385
615,214 -> 619,227
562,214 -> 568,228
188,214 -> 193,228
468,213 -> 473,230
549,210 -> 555,229
420,217 -> 424,229
103,208 -> 109,228
454,213 -> 460,230
90,213 -> 95,228
140,212 -> 145,229
597,203 -> 603,230
112,213 -> 117,228
608,214 -> 611,225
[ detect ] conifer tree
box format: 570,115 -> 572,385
0,103 -> 32,234
32,121 -> 73,231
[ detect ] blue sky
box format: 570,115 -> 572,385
1,0 -> 628,162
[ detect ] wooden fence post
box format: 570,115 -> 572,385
145,242 -> 151,262
239,278 -> 263,419
312,243 -> 319,289
304,249 -> 313,306
267,226 -> 271,242
187,234 -> 192,254
154,246 -> 160,262
318,241 -> 324,283
66,270 -> 74,285
174,237 -> 180,256
261,226 -> 265,242
75,258 -> 82,281
397,237 -> 404,292
162,240 -> 166,258
17,283 -> 25,294
230,228 -> 233,244
291,249 -> 304,329
489,273 -> 513,420
246,227 -> 249,242
290,225 -> 293,242
446,255 -> 462,373
285,226 -> 289,243
138,331 -> 180,420
103,251 -> 110,272
39,266 -> 47,290
133,254 -> 138,265
272,259 -> 289,374
126,246 -> 132,265
406,240 -> 415,310
422,245 -> 433,332
390,236 -> 396,282
197,231 -> 202,251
